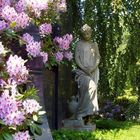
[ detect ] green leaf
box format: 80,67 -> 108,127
34,125 -> 42,136
0,135 -> 4,140
30,125 -> 35,134
38,111 -> 46,115
21,87 -> 38,100
2,133 -> 13,140
33,115 -> 38,122
9,126 -> 16,130
0,119 -> 5,125
16,94 -> 24,100
29,123 -> 42,136
10,21 -> 17,28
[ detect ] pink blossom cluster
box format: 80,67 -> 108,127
64,51 -> 73,61
26,41 -> 41,57
54,34 -> 73,50
15,12 -> 30,29
55,51 -> 63,62
22,33 -> 41,57
23,99 -> 42,114
0,20 -> 8,31
13,131 -> 31,140
15,0 -> 25,13
22,33 -> 34,43
0,78 -> 17,92
0,0 -> 11,14
25,0 -> 48,16
55,51 -> 73,62
54,34 -> 73,62
39,23 -> 52,36
22,33 -> 48,63
0,90 -> 25,126
40,52 -> 48,63
56,0 -> 67,12
1,5 -> 18,23
1,5 -> 30,29
15,0 -> 50,17
6,55 -> 29,84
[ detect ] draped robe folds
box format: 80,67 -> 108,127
74,40 -> 100,119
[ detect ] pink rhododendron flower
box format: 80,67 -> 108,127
6,55 -> 29,84
1,5 -> 18,22
22,33 -> 34,43
1,5 -> 30,29
0,20 -> 8,31
0,90 -> 25,126
15,0 -> 25,13
13,131 -> 31,140
64,51 -> 73,61
0,79 -> 18,97
40,52 -> 48,63
54,34 -> 73,50
4,111 -> 25,126
23,99 -> 42,114
55,51 -> 63,62
56,0 -> 67,12
15,12 -> 30,29
26,41 -> 41,57
24,0 -> 49,16
39,23 -> 52,36
64,34 -> 73,43
0,0 -> 11,14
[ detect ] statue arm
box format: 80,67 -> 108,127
91,43 -> 101,73
75,46 -> 91,76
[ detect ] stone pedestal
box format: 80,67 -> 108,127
62,119 -> 96,131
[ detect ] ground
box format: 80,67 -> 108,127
52,120 -> 140,140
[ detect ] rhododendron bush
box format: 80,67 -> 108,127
0,0 -> 73,139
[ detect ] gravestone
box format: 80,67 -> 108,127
30,69 -> 53,140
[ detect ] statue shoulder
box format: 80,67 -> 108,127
76,40 -> 83,46
91,42 -> 98,47
76,41 -> 83,50
91,42 -> 99,49
94,42 -> 99,48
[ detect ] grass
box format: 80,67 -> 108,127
52,120 -> 140,140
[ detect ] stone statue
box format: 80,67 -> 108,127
72,24 -> 100,123
63,24 -> 100,130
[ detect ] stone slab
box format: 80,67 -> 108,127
62,119 -> 96,131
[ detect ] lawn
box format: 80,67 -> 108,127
52,120 -> 140,140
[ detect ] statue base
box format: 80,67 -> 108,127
62,119 -> 96,131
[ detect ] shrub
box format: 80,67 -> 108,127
115,94 -> 139,120
98,101 -> 126,121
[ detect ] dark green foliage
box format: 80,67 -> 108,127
2,133 -> 13,140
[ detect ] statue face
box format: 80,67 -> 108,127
81,31 -> 92,41
80,24 -> 92,41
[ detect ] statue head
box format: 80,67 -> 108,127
80,24 -> 92,41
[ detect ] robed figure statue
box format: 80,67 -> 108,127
72,24 -> 100,124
